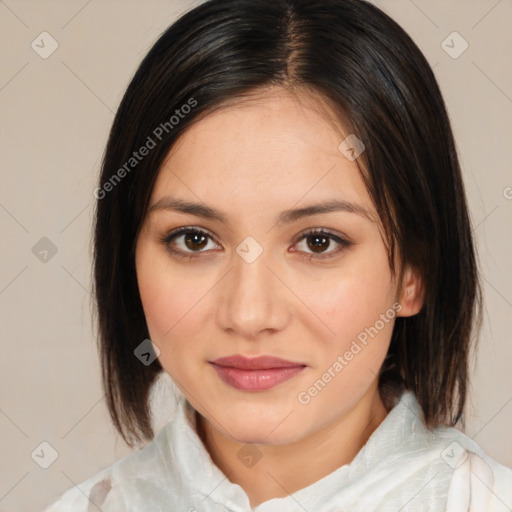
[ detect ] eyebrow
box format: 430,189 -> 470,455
148,196 -> 375,226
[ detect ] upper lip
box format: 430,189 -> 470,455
210,355 -> 307,370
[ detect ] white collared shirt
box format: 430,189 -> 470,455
43,391 -> 512,511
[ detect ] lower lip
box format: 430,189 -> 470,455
210,364 -> 306,391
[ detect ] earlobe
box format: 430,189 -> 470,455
397,266 -> 425,317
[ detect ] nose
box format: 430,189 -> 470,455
216,244 -> 291,340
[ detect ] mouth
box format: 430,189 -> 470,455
209,355 -> 307,391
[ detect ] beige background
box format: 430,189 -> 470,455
0,0 -> 511,510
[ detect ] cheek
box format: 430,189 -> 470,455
137,264 -> 214,387
136,250 -> 208,348
291,251 -> 397,402
295,257 -> 395,344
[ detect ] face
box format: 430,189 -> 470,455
135,87 -> 407,445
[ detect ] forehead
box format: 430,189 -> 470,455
151,87 -> 372,212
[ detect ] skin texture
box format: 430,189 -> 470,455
135,86 -> 423,506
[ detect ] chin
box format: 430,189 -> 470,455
196,391 -> 310,443
227,426 -> 299,446
220,408 -> 306,445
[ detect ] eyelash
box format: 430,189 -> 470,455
159,226 -> 353,261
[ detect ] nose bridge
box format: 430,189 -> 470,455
231,237 -> 274,308
217,236 -> 288,336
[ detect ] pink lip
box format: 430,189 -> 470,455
209,355 -> 307,391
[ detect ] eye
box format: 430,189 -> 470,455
160,227 -> 220,259
292,228 -> 353,260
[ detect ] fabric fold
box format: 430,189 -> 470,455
43,391 -> 512,512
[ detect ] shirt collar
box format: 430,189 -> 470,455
157,390 -> 430,510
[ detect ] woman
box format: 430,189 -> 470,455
44,0 -> 512,510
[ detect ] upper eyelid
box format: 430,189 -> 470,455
166,226 -> 219,244
166,226 -> 347,240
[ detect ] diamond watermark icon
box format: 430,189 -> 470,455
338,134 -> 365,161
31,32 -> 59,59
134,339 -> 160,365
31,441 -> 59,469
441,441 -> 468,469
441,31 -> 468,59
32,237 -> 58,263
236,236 -> 263,264
237,444 -> 263,468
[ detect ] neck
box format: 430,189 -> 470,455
196,384 -> 389,507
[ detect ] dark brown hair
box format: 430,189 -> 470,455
93,0 -> 481,447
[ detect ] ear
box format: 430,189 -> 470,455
396,265 -> 425,317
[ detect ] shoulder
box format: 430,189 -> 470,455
42,466 -> 114,511
435,427 -> 512,512
42,420 -> 177,511
369,391 -> 512,511
42,396 -> 199,512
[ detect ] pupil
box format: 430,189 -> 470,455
185,233 -> 207,251
308,235 -> 328,253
